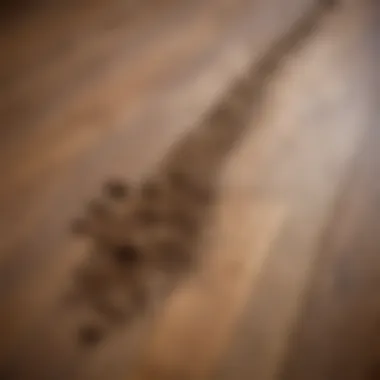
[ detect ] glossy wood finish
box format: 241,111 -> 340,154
0,0 -> 375,379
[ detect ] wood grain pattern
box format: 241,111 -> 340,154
0,0 -> 375,379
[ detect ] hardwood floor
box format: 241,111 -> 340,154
0,0 -> 375,379
277,9 -> 378,379
279,120 -> 380,380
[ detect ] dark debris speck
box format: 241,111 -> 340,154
112,243 -> 141,265
78,324 -> 104,347
104,179 -> 129,199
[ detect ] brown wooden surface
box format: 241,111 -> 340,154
0,0 -> 376,379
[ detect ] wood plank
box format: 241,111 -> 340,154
275,4 -> 379,379
216,1 -> 373,379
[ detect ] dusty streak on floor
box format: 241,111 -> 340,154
0,0 -> 375,379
